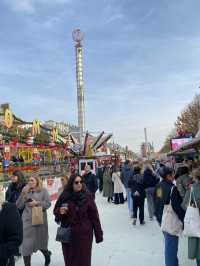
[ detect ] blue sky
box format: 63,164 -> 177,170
0,0 -> 200,152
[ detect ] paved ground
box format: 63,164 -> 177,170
17,192 -> 195,266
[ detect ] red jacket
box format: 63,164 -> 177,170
54,192 -> 103,266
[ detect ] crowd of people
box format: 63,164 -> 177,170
1,158 -> 200,266
119,158 -> 200,266
0,166 -> 103,266
98,158 -> 200,266
99,160 -> 158,225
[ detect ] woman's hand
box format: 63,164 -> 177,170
22,185 -> 30,195
28,200 -> 39,207
60,207 -> 69,215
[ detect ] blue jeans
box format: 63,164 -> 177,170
145,187 -> 155,218
126,188 -> 133,216
163,231 -> 179,266
197,259 -> 200,266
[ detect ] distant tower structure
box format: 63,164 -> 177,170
72,29 -> 85,144
144,128 -> 150,159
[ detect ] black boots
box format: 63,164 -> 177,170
107,197 -> 113,203
23,251 -> 51,266
23,256 -> 31,266
40,250 -> 52,266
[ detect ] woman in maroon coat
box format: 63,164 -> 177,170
54,174 -> 103,266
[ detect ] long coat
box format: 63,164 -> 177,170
83,172 -> 98,194
0,202 -> 23,266
54,192 -> 103,266
112,172 -> 124,194
103,169 -> 113,198
182,182 -> 200,260
16,188 -> 51,256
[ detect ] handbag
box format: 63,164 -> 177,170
183,187 -> 200,237
32,206 -> 44,226
56,226 -> 71,243
161,186 -> 183,236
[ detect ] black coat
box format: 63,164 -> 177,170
83,172 -> 98,194
154,179 -> 185,225
6,182 -> 26,216
143,169 -> 159,189
6,182 -> 26,203
129,174 -> 146,199
0,202 -> 23,266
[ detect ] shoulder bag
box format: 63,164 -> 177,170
56,226 -> 71,243
161,186 -> 183,236
32,206 -> 44,226
183,186 -> 200,237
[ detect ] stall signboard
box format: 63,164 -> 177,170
171,137 -> 193,151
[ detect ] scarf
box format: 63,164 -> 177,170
70,191 -> 87,207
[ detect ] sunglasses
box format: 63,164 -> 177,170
74,180 -> 83,185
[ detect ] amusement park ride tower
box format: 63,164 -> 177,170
72,29 -> 85,144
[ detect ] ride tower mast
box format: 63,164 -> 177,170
72,29 -> 85,144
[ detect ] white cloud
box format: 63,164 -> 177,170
42,16 -> 61,28
5,0 -> 35,13
4,0 -> 71,14
35,0 -> 71,5
105,13 -> 124,24
138,8 -> 155,24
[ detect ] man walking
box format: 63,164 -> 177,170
83,165 -> 98,199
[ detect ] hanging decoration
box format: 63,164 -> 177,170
3,145 -> 11,167
32,120 -> 41,136
4,108 -> 14,129
26,132 -> 34,145
0,134 -> 3,145
52,128 -> 59,142
87,144 -> 94,157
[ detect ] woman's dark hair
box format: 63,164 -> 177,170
64,174 -> 86,194
159,166 -> 174,179
134,166 -> 141,175
174,166 -> 189,179
12,170 -> 25,183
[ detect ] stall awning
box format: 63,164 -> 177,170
168,136 -> 200,156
